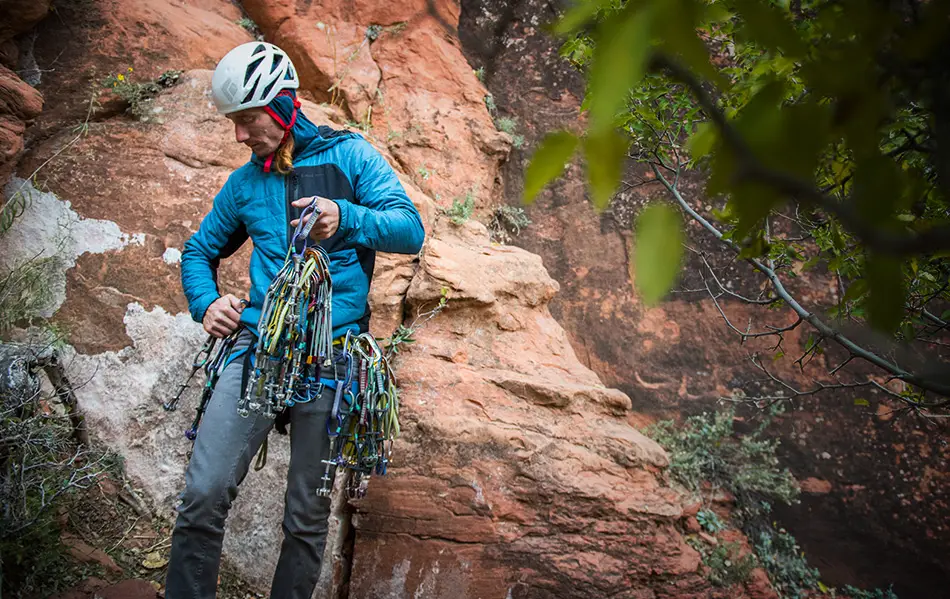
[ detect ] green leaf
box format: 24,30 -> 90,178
584,130 -> 629,210
634,203 -> 684,304
655,0 -> 725,85
842,279 -> 868,303
730,0 -> 806,57
687,122 -> 717,161
853,398 -> 869,407
853,153 -> 901,226
701,2 -> 734,25
553,0 -> 615,35
867,253 -> 906,334
523,131 -> 579,203
587,2 -> 655,134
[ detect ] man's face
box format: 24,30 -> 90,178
227,108 -> 285,157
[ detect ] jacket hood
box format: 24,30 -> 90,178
250,91 -> 360,169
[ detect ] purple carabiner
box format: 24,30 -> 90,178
291,198 -> 322,255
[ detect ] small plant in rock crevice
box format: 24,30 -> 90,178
446,189 -> 476,225
483,93 -> 496,116
696,509 -> 726,533
103,67 -> 184,121
236,17 -> 263,39
383,287 -> 449,361
494,115 -> 525,148
488,205 -> 531,244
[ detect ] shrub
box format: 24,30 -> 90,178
488,205 -> 531,244
754,530 -> 821,599
647,408 -> 799,517
496,116 -> 517,134
104,68 -> 184,121
0,358 -> 113,595
699,541 -> 757,587
844,586 -> 900,599
446,190 -> 476,226
697,509 -> 726,533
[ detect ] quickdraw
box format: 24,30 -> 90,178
164,330 -> 240,441
238,200 -> 334,419
317,332 -> 400,499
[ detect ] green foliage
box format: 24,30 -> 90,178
104,67 -> 184,121
534,0 -> 950,379
523,131 -> 578,203
366,24 -> 383,41
489,205 -> 532,244
416,165 -> 431,181
383,287 -> 449,360
236,17 -> 261,38
696,509 -> 726,533
366,21 -> 406,41
634,203 -> 684,304
754,530 -> 821,599
1,388 -> 113,595
495,116 -> 525,148
474,66 -> 486,82
647,408 -> 799,513
484,93 -> 497,116
0,255 -> 61,334
496,116 -> 518,134
844,585 -> 900,599
697,541 -> 757,587
447,190 -> 476,225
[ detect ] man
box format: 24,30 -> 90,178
168,42 -> 425,599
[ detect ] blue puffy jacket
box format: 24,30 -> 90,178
180,125 -> 425,339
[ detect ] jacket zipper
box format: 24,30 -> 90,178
286,170 -> 299,251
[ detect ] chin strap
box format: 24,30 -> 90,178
261,90 -> 301,173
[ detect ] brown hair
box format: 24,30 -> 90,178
273,136 -> 295,175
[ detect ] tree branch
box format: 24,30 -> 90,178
650,162 -> 950,399
652,55 -> 950,256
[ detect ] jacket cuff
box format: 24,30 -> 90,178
190,292 -> 219,324
333,199 -> 352,243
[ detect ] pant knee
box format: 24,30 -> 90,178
176,478 -> 234,528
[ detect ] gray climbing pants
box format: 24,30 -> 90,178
165,330 -> 335,599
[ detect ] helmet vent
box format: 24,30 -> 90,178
259,77 -> 279,100
245,57 -> 265,84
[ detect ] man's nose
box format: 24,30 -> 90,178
234,125 -> 249,143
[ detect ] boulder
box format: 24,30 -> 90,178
0,64 -> 42,186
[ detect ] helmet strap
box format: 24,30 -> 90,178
261,91 -> 302,173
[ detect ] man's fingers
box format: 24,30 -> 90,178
292,195 -> 328,207
290,212 -> 315,228
205,322 -> 226,338
226,295 -> 246,312
216,310 -> 240,329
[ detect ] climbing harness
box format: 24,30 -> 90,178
164,329 -> 241,441
317,332 -> 400,499
238,199 -> 334,419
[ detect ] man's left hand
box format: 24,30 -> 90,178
291,196 -> 340,241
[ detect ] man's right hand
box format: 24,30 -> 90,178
203,294 -> 245,338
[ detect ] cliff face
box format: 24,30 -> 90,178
456,1 -> 950,597
0,0 -> 778,597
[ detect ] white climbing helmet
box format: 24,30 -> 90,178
211,42 -> 299,114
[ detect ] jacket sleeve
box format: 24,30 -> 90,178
180,176 -> 242,323
334,140 -> 425,254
